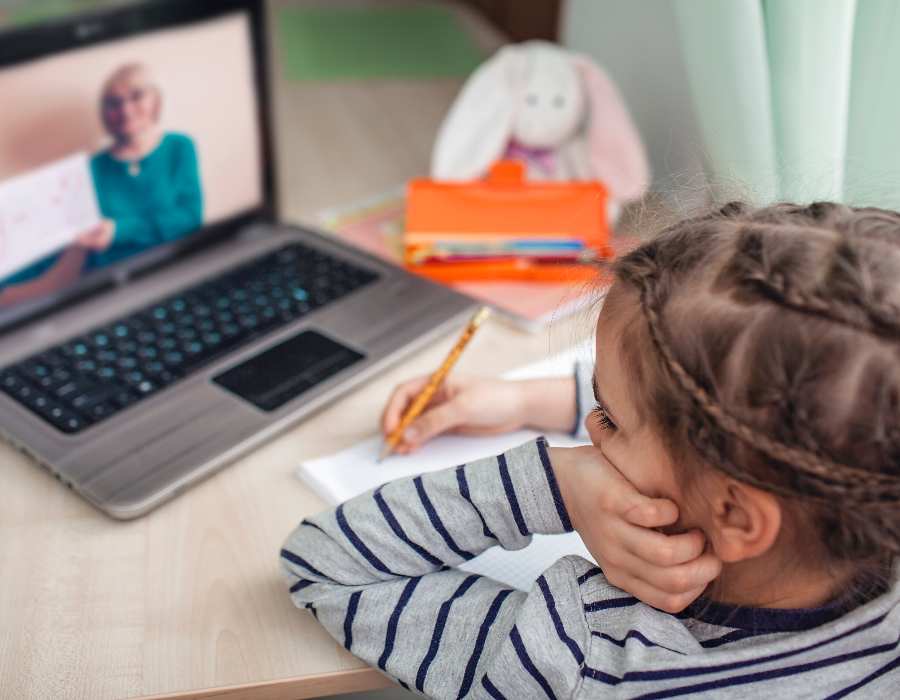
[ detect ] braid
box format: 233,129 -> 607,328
731,228 -> 900,340
635,279 -> 900,504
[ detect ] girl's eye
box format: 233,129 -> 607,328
591,403 -> 616,431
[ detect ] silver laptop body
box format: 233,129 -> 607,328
0,0 -> 473,518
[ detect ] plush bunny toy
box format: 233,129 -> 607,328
432,41 -> 649,208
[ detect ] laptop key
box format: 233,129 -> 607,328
88,402 -> 115,420
71,385 -> 117,412
21,388 -> 53,414
116,340 -> 138,355
134,380 -> 157,396
163,350 -> 185,367
74,359 -> 98,373
112,390 -> 139,409
0,371 -> 23,392
112,323 -> 130,338
116,357 -> 138,370
50,366 -> 71,381
143,363 -> 176,384
22,362 -> 53,381
34,350 -> 65,368
97,366 -> 116,380
13,383 -> 37,402
55,380 -> 90,400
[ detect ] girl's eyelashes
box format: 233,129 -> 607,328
591,403 -> 617,431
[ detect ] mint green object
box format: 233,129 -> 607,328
844,0 -> 900,208
276,5 -> 484,81
764,0 -> 856,202
674,0 -> 900,208
672,0 -> 778,203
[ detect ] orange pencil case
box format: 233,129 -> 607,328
404,160 -> 612,283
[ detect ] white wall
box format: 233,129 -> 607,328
561,0 -> 709,208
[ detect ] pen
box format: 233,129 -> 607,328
378,306 -> 491,462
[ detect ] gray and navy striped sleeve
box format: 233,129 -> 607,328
280,438 -> 590,698
281,437 -> 900,697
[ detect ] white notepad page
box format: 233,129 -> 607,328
0,152 -> 101,279
295,346 -> 597,591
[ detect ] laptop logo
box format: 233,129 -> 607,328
75,21 -> 104,41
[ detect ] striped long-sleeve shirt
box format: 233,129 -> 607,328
280,375 -> 900,698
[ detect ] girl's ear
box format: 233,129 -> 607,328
570,55 -> 649,202
707,479 -> 782,564
431,45 -> 524,180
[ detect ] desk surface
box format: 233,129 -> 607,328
0,2 -> 561,699
1,312 -> 589,700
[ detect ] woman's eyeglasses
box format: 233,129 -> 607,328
103,87 -> 153,112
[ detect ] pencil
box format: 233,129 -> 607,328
378,306 -> 491,462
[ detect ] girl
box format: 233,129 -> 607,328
281,202 -> 900,698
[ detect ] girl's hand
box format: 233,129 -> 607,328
550,445 -> 722,613
381,375 -> 531,453
76,220 -> 115,251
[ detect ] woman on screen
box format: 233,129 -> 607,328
89,62 -> 204,265
0,63 -> 204,306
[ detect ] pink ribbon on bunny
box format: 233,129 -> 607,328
431,41 -> 649,208
503,140 -> 557,176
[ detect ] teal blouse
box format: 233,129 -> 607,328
2,131 -> 203,286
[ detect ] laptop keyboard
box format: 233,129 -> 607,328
0,243 -> 378,434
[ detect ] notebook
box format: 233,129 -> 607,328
295,347 -> 598,591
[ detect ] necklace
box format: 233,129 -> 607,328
127,160 -> 141,177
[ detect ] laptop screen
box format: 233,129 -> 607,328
0,8 -> 263,324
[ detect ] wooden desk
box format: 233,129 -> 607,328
0,2 -> 566,698
0,312 -> 589,700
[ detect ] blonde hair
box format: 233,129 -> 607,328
98,63 -> 161,135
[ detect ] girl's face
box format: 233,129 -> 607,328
101,71 -> 159,141
588,290 -> 699,530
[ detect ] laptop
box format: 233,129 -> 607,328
0,0 -> 473,519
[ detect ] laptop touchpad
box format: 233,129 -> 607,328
213,330 -> 364,411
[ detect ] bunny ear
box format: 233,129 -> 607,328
431,46 -> 524,180
572,55 -> 649,202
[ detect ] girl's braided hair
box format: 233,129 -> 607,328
612,201 -> 900,571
